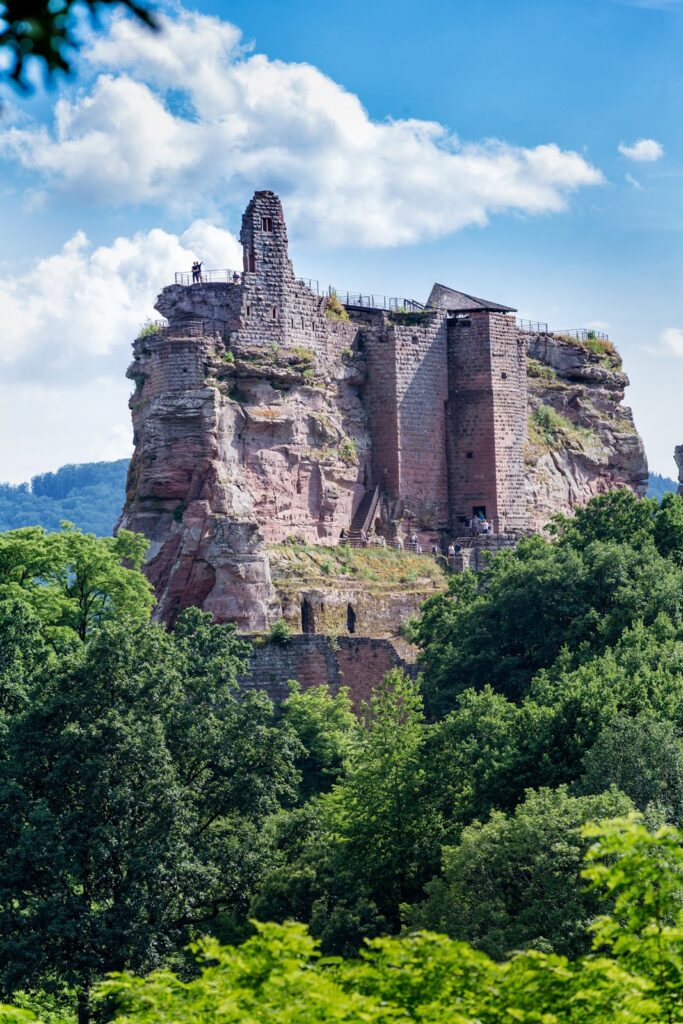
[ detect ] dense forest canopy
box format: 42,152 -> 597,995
2,492 -> 683,1021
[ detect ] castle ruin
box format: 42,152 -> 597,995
118,190 -> 647,646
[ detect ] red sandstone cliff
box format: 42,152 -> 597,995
524,332 -> 648,531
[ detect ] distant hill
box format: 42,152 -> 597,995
0,460 -> 129,536
647,472 -> 678,500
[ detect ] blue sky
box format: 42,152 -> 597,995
0,0 -> 681,481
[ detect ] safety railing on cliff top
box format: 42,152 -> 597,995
516,319 -> 610,341
331,290 -> 432,312
517,318 -> 549,333
174,269 -> 320,291
554,328 -> 610,341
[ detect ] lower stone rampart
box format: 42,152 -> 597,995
238,634 -> 416,707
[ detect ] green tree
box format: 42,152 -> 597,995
323,670 -> 443,931
579,713 -> 683,823
277,683 -> 356,802
0,0 -> 156,89
409,786 -> 633,959
0,612 -> 297,1024
584,816 -> 683,1023
0,525 -> 154,642
423,686 -> 555,832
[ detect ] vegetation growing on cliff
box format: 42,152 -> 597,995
528,402 -> 597,453
268,540 -> 446,589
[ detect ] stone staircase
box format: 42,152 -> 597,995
348,485 -> 381,542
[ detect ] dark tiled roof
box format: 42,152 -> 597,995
427,283 -> 517,314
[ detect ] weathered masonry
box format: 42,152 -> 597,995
118,189 -> 646,632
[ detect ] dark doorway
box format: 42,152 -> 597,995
347,603 -> 357,634
301,598 -> 315,634
473,505 -> 487,519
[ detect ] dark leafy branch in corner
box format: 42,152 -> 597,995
0,0 -> 157,89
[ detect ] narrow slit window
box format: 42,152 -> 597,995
262,217 -> 273,232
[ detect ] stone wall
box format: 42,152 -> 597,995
238,634 -> 416,707
445,311 -> 528,534
491,314 -> 528,533
446,312 -> 500,530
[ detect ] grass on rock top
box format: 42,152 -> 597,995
268,541 -> 447,590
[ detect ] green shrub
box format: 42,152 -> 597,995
291,347 -> 315,364
137,320 -> 163,339
530,404 -> 594,452
527,359 -> 557,381
222,350 -> 235,364
268,618 -> 292,645
324,292 -> 350,322
172,502 -> 187,523
338,437 -> 358,466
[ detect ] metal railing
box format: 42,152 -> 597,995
298,277 -> 319,293
174,269 -> 320,291
174,269 -> 242,286
553,329 -> 610,341
331,289 -> 431,312
517,318 -> 549,333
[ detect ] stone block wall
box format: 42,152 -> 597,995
445,311 -> 528,533
362,317 -> 400,495
392,314 -> 449,525
133,335 -> 215,400
238,634 -> 416,707
235,191 -> 332,354
492,315 -> 528,533
446,312 -> 499,530
360,310 -> 450,525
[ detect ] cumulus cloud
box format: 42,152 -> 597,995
0,9 -> 604,247
618,138 -> 664,162
661,327 -> 683,356
0,221 -> 241,482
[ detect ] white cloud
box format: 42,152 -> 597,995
0,221 -> 241,483
625,173 -> 643,190
661,327 -> 683,356
618,138 -> 664,162
0,9 -> 604,248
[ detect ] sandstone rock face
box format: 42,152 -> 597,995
524,333 -> 648,531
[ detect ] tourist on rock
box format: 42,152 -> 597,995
232,271 -> 240,284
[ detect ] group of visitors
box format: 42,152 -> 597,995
465,511 -> 492,536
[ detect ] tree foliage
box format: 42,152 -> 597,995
0,1 -> 155,89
